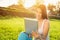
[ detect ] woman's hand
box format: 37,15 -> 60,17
32,31 -> 46,40
28,34 -> 32,38
32,31 -> 39,38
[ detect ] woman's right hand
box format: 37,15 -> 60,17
32,31 -> 39,38
29,34 -> 32,38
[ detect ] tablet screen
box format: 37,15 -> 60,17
24,18 -> 38,34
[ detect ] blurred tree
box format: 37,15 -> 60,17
48,4 -> 56,15
36,0 -> 44,5
56,1 -> 60,16
18,0 -> 24,7
8,0 -> 25,9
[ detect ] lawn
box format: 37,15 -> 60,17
0,17 -> 25,40
49,19 -> 60,40
0,17 -> 60,40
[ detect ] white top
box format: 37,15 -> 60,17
34,19 -> 49,40
38,19 -> 49,40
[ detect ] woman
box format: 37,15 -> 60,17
18,4 -> 50,40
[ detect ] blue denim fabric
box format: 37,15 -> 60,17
18,32 -> 32,40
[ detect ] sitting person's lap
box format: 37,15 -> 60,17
18,32 -> 32,40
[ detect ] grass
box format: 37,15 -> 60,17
49,19 -> 60,40
0,17 -> 60,40
0,17 -> 25,40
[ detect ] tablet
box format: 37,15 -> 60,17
24,18 -> 38,34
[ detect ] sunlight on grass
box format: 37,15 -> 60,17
50,19 -> 60,40
0,17 -> 60,40
0,17 -> 25,40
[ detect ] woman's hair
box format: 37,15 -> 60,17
37,4 -> 48,19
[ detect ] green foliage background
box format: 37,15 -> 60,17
0,17 -> 25,40
0,16 -> 60,40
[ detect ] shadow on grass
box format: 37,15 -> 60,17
0,15 -> 19,20
49,18 -> 60,21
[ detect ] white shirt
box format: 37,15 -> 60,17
34,19 -> 49,40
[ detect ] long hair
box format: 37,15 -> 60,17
37,4 -> 48,19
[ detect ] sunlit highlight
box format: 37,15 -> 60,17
44,0 -> 58,6
0,0 -> 18,7
0,0 -> 59,8
23,0 -> 36,8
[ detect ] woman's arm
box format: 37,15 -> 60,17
32,20 -> 50,40
38,20 -> 49,40
41,20 -> 50,40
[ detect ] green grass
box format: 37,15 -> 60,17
49,19 -> 60,40
0,17 -> 25,40
0,17 -> 60,40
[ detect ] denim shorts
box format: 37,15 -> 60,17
18,32 -> 32,40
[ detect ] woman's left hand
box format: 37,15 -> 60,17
32,31 -> 39,38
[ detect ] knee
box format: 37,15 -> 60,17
20,32 -> 25,35
19,32 -> 28,37
18,32 -> 28,40
18,32 -> 27,37
18,32 -> 25,39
